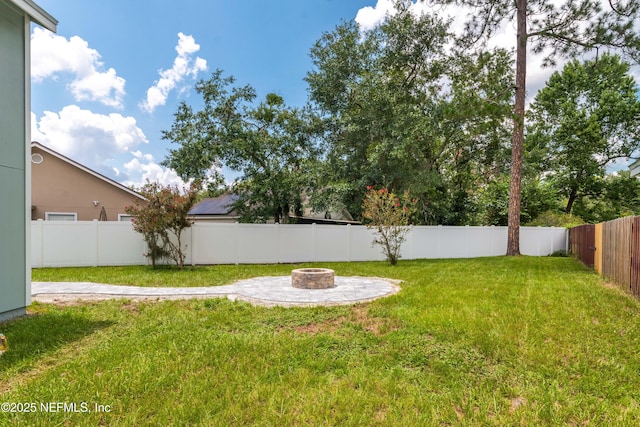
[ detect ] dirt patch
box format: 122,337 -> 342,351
351,305 -> 399,335
509,396 -> 527,413
288,305 -> 400,336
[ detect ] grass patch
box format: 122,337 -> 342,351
2,257 -> 639,425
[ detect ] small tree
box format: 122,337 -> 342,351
362,187 -> 418,265
125,181 -> 200,269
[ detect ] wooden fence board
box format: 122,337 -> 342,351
631,217 -> 640,297
600,216 -> 634,295
594,223 -> 603,274
569,224 -> 595,267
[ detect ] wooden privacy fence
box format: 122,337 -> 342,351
571,216 -> 640,297
569,224 -> 595,267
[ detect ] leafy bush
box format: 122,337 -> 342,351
526,210 -> 585,228
361,187 -> 418,265
125,181 -> 200,269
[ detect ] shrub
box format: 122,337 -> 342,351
361,187 -> 418,265
125,181 -> 200,269
526,210 -> 585,228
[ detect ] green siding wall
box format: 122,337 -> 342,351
0,0 -> 27,319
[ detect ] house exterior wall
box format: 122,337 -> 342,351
0,0 -> 28,320
31,145 -> 143,221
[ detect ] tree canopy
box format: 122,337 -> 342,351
527,53 -> 640,214
160,2 -> 640,230
305,8 -> 514,223
162,71 -> 320,223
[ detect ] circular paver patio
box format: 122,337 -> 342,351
31,276 -> 401,307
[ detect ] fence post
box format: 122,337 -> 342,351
36,219 -> 43,268
464,225 -> 470,258
275,222 -> 280,264
405,224 -> 415,259
312,223 -> 317,262
347,224 -> 351,262
93,219 -> 99,267
235,222 -> 240,265
190,223 -> 195,267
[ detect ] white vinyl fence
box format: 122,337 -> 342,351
31,220 -> 568,268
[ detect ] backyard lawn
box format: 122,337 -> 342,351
2,257 -> 640,426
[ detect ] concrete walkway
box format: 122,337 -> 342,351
31,276 -> 401,307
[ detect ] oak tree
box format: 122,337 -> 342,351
162,71 -> 319,223
306,7 -> 514,223
527,53 -> 640,215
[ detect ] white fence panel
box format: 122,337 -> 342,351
31,220 -> 146,267
237,224 -> 279,264
313,224 -> 351,262
349,226 -> 386,262
31,220 -> 43,267
278,224 -> 314,263
38,221 -> 97,267
408,226 -> 437,259
490,227 -> 509,255
96,222 -> 147,266
31,221 -> 568,267
192,223 -> 237,264
520,226 -> 567,256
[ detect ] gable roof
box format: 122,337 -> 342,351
31,141 -> 145,200
189,194 -> 239,215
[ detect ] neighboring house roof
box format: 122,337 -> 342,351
189,193 -> 360,224
31,141 -> 145,201
290,216 -> 360,225
189,194 -> 239,216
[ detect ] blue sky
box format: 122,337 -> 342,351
30,0 -> 639,188
31,0 -> 379,187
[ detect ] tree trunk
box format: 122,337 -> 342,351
565,188 -> 578,214
507,0 -> 528,256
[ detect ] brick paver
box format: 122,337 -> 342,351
31,276 -> 401,307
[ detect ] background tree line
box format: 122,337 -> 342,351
161,4 -> 640,237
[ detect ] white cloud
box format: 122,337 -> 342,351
31,105 -> 147,170
31,28 -> 126,108
122,152 -> 186,189
355,0 -> 435,32
355,0 -> 397,31
140,32 -> 208,113
32,107 -> 184,187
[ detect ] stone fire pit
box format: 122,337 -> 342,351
291,268 -> 335,289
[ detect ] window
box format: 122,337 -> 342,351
118,214 -> 133,222
45,212 -> 77,221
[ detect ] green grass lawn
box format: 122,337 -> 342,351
2,257 -> 640,426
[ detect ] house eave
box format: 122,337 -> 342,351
9,0 -> 57,32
